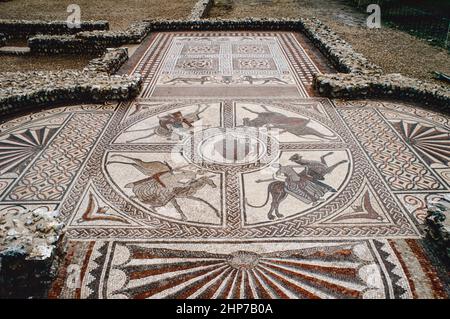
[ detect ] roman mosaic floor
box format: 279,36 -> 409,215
1,31 -> 449,299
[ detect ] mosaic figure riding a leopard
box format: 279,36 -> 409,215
247,152 -> 347,220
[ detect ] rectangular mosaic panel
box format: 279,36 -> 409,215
133,32 -> 322,98
60,98 -> 420,240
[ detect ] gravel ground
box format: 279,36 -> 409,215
0,0 -> 196,30
0,54 -> 97,72
0,0 -> 196,72
209,0 -> 450,87
1,0 -> 449,85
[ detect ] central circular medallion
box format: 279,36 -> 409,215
199,129 -> 266,165
182,127 -> 279,169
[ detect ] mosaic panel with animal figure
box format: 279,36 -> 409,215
134,32 -> 321,98
56,98 -> 425,240
2,32 -> 449,299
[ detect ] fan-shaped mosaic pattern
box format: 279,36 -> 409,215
393,120 -> 450,166
0,127 -> 59,174
106,244 -> 392,299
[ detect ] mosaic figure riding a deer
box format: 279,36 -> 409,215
107,154 -> 219,221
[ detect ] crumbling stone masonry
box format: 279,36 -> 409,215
0,19 -> 109,38
0,207 -> 65,298
0,48 -> 141,117
28,22 -> 150,54
83,47 -> 129,75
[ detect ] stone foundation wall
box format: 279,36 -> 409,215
300,19 -> 382,75
28,34 -> 88,54
84,47 -> 129,74
314,73 -> 450,109
0,19 -> 109,38
426,194 -> 450,263
0,48 -> 141,116
28,22 -> 150,54
0,70 -> 142,115
0,71 -> 141,116
144,18 -> 302,32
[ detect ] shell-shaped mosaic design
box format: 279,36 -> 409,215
393,120 -> 450,166
0,126 -> 59,174
106,244 -> 386,299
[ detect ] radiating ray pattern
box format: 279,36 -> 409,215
105,243 -> 393,299
0,126 -> 59,174
392,120 -> 450,166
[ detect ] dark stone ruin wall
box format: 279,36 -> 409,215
0,19 -> 109,38
0,48 -> 141,117
28,22 -> 150,54
1,18 -> 449,119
